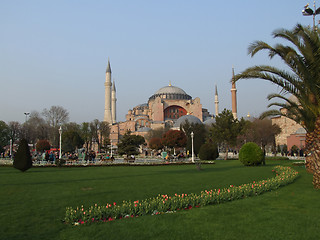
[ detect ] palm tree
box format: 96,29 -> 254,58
233,24 -> 320,188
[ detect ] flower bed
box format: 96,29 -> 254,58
64,165 -> 299,225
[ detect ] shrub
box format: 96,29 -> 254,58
13,138 -> 32,172
239,142 -> 263,166
199,143 -> 219,160
36,139 -> 51,152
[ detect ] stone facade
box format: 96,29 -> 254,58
110,84 -> 206,145
105,63 -> 239,148
272,108 -> 305,148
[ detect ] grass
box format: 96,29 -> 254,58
0,160 -> 319,240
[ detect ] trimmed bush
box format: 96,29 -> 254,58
199,143 -> 219,160
239,142 -> 263,166
13,138 -> 32,172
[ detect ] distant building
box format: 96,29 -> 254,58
271,96 -> 306,151
104,60 -> 238,145
287,128 -> 306,151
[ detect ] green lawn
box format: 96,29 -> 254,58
0,160 -> 319,240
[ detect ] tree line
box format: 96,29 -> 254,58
0,105 -> 110,154
120,109 -> 281,160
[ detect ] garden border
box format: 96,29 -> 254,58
64,165 -> 299,225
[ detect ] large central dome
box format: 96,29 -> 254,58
149,84 -> 192,101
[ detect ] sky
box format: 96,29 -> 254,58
0,0 -> 314,123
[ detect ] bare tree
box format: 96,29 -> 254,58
42,106 -> 69,128
8,121 -> 21,143
99,121 -> 110,151
42,106 -> 69,147
89,119 -> 110,153
90,119 -> 100,152
242,118 -> 281,154
21,111 -> 49,144
80,122 -> 92,152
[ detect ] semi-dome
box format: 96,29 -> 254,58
149,85 -> 192,101
204,118 -> 216,126
173,115 -> 202,128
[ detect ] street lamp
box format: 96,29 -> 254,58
10,139 -> 12,160
191,131 -> 194,163
59,126 -> 62,159
302,1 -> 320,29
24,112 -> 30,122
110,139 -> 113,158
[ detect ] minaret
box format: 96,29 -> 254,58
231,67 -> 238,119
214,85 -> 219,116
111,79 -> 117,124
104,59 -> 112,124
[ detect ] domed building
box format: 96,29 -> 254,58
109,83 -> 211,144
105,61 -> 238,145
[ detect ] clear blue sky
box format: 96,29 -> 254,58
0,0 -> 313,123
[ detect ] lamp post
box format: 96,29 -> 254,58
110,139 -> 113,158
10,139 -> 12,160
191,131 -> 194,163
302,1 -> 320,29
59,126 -> 62,159
24,112 -> 30,122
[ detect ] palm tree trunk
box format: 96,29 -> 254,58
305,117 -> 320,189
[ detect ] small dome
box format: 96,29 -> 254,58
295,128 -> 306,134
149,85 -> 192,101
204,118 -> 216,126
135,103 -> 148,109
134,116 -> 149,121
173,115 -> 202,128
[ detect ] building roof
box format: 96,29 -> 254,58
149,85 -> 192,101
155,85 -> 187,95
134,103 -> 148,109
295,128 -> 307,134
173,115 -> 202,128
106,59 -> 111,73
203,117 -> 216,126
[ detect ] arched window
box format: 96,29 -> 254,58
164,106 -> 187,120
